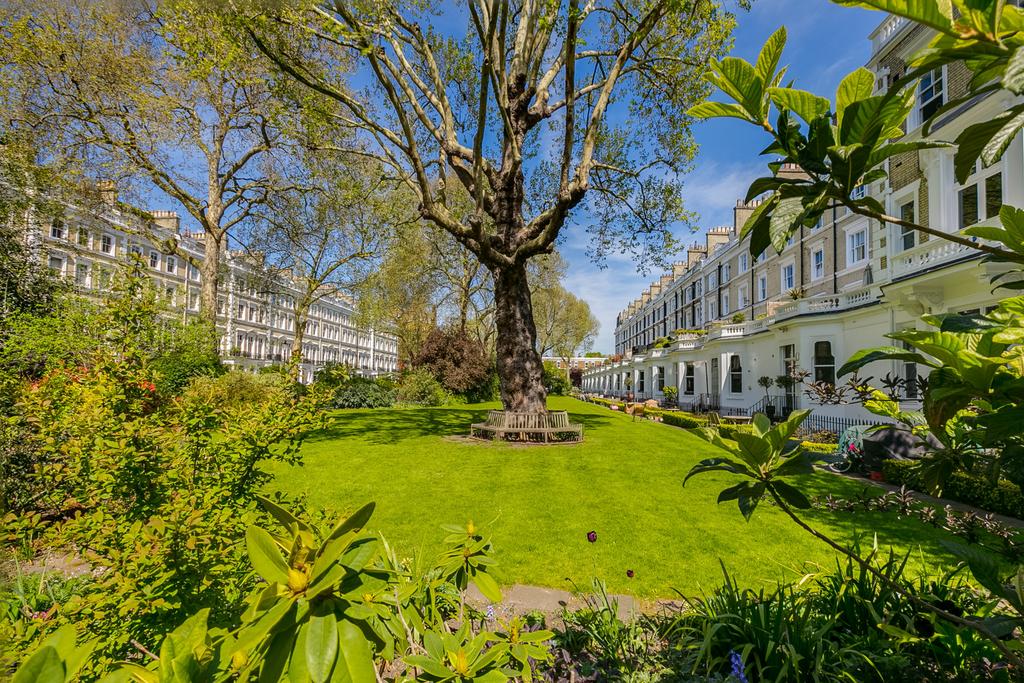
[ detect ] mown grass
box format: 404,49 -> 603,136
270,397 -> 975,599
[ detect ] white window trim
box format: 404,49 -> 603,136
958,160 -> 1006,227
780,260 -> 796,292
846,228 -> 868,266
811,248 -> 825,281
911,64 -> 946,131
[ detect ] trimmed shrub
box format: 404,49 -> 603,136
717,423 -> 754,440
396,369 -> 450,406
331,376 -> 396,409
662,413 -> 705,429
882,459 -> 1024,519
800,441 -> 838,454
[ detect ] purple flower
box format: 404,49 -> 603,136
729,650 -> 748,683
586,530 -> 597,543
626,569 -> 635,578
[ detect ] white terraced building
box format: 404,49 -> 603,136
30,192 -> 398,384
582,12 -> 1024,429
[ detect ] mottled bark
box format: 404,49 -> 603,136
493,263 -> 546,413
200,230 -> 221,328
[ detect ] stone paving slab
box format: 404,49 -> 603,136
465,583 -> 638,620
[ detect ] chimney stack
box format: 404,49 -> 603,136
151,210 -> 181,233
98,180 -> 117,206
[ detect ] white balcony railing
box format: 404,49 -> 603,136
871,14 -> 908,54
773,284 -> 881,322
888,239 -> 976,280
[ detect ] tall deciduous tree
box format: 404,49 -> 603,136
356,223 -> 443,368
243,0 -> 738,412
244,153 -> 401,375
1,0 -> 299,328
533,262 -> 600,370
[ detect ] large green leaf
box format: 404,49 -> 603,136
472,569 -> 503,603
768,196 -> 807,253
306,612 -> 339,683
717,481 -> 767,520
714,57 -> 765,119
740,192 -> 779,258
325,502 -> 376,543
867,139 -> 954,169
768,87 -> 830,124
838,346 -> 936,376
836,68 -> 875,130
954,106 -> 1024,183
982,110 -> 1024,168
332,620 -> 376,683
246,526 -> 291,585
1005,47 -> 1024,95
687,101 -> 751,121
770,480 -> 811,509
159,610 -> 209,682
13,647 -> 64,683
733,432 -> 774,468
683,457 -> 752,485
770,409 -> 812,447
755,26 -> 787,84
833,0 -> 954,34
403,655 -> 454,679
257,495 -> 313,535
940,540 -> 1020,609
773,450 -> 819,478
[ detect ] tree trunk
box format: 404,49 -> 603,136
200,230 -> 221,328
290,302 -> 309,380
493,263 -> 547,413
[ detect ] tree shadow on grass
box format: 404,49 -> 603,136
305,405 -> 615,446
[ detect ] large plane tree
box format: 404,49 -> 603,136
245,0 -> 739,412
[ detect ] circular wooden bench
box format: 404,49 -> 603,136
469,410 -> 583,444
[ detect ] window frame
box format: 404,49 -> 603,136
916,66 -> 945,126
813,340 -> 836,386
847,229 -> 867,266
729,355 -> 743,394
811,248 -> 825,280
781,262 -> 795,292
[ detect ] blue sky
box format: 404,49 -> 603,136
567,0 -> 882,353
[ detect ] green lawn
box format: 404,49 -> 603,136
270,397 -> 972,599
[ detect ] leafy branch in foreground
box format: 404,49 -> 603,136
688,1 -> 1024,263
683,409 -> 1024,670
11,499 -> 549,682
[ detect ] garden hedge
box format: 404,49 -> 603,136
661,412 -> 706,429
800,441 -> 838,455
882,459 -> 1024,519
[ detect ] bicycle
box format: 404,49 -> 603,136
829,441 -> 865,473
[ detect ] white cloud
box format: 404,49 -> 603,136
681,159 -> 766,228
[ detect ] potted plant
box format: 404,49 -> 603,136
662,385 -> 678,406
731,312 -> 746,324
775,374 -> 799,417
757,376 -> 775,419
